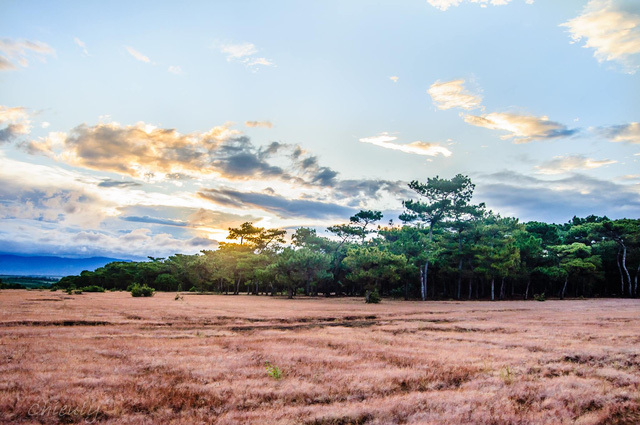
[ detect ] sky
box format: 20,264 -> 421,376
1,0 -> 639,260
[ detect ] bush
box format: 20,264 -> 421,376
189,286 -> 198,292
265,362 -> 283,380
130,284 -> 155,297
533,293 -> 546,302
73,289 -> 83,295
81,285 -> 105,292
365,289 -> 381,304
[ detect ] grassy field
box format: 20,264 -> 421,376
1,291 -> 639,424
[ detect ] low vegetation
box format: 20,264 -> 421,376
1,291 -> 638,424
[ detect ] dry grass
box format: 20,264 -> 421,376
1,291 -> 639,424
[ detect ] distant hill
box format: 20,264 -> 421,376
0,254 -> 128,277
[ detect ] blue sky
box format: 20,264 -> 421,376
1,0 -> 639,259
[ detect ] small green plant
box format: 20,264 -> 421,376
130,284 -> 155,297
265,362 -> 283,380
533,293 -> 546,302
365,289 -> 381,304
500,365 -> 514,384
73,289 -> 83,295
65,288 -> 73,295
189,286 -> 198,292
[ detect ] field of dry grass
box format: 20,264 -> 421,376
1,291 -> 639,424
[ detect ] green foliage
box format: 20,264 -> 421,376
265,362 -> 283,380
81,285 -> 105,292
533,293 -> 546,302
366,289 -> 381,304
130,284 -> 155,297
49,175 -> 638,301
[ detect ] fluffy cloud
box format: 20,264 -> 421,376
359,133 -> 452,157
427,79 -> 482,110
389,76 -> 399,83
125,46 -> 151,63
23,119 -> 407,207
0,38 -> 55,70
475,170 -> 640,222
0,106 -> 31,142
597,122 -> 640,144
198,188 -> 355,219
535,155 -> 617,174
427,0 -> 533,11
427,79 -> 574,143
245,120 -> 273,128
561,0 -> 640,74
168,65 -> 182,74
216,41 -> 274,68
27,121 -> 250,179
463,112 -> 577,143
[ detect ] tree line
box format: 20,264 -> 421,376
57,174 -> 640,301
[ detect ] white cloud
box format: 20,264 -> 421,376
168,65 -> 183,74
427,0 -> 532,11
428,79 -> 483,110
220,42 -> 258,60
389,76 -> 399,83
216,41 -> 275,69
359,133 -> 452,157
0,38 -> 55,70
73,37 -> 89,55
535,155 -> 617,174
463,112 -> 576,143
125,46 -> 151,63
561,0 -> 640,74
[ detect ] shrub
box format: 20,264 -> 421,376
174,293 -> 184,301
189,286 -> 198,292
130,284 -> 155,297
73,289 -> 83,295
533,293 -> 546,302
365,289 -> 381,304
81,285 -> 105,292
265,362 -> 283,380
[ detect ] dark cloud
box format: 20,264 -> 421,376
198,188 -> 356,219
475,170 -> 640,223
97,179 -> 142,188
121,215 -> 188,227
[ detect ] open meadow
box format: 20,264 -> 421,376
1,291 -> 639,424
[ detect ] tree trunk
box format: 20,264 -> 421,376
457,257 -> 462,300
617,249 -> 624,296
491,278 -> 495,301
235,277 -> 241,295
524,276 -> 531,300
456,231 -> 462,300
499,277 -> 505,300
621,243 -> 632,296
561,276 -> 568,300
